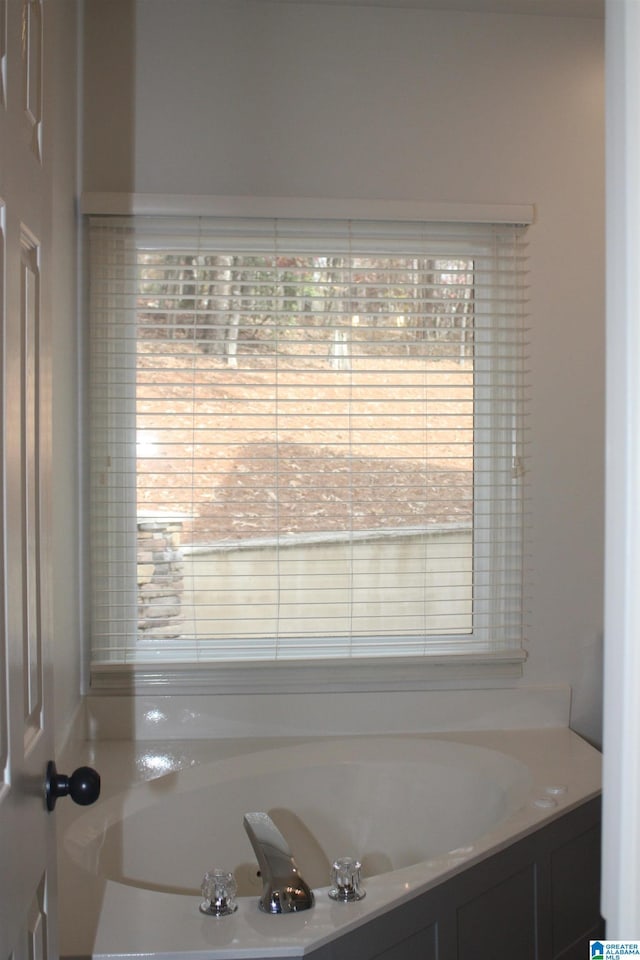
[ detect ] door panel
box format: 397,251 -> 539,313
0,199 -> 7,791
20,228 -> 43,747
22,0 -> 42,162
0,1 -> 6,109
26,875 -> 49,960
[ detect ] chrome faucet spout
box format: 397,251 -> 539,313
243,812 -> 314,914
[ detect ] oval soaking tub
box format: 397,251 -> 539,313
57,730 -> 602,959
64,737 -> 532,896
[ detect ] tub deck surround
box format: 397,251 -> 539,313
82,685 -> 573,740
56,728 -> 601,960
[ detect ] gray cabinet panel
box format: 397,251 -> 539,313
457,865 -> 536,960
372,922 -> 437,960
551,825 -> 601,956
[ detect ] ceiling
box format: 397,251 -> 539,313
271,0 -> 604,17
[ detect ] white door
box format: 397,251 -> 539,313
0,1 -> 58,956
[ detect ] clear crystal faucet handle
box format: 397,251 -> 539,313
328,857 -> 366,902
200,869 -> 238,916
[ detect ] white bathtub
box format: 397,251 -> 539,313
57,729 -> 601,959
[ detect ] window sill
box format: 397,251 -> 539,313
90,651 -> 527,696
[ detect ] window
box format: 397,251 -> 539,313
88,215 -> 528,690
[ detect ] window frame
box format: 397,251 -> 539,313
86,210 -> 529,694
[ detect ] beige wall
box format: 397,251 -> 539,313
82,0 -> 605,743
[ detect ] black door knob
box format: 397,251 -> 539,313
45,760 -> 101,812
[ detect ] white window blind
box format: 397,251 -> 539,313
88,215 -> 528,678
